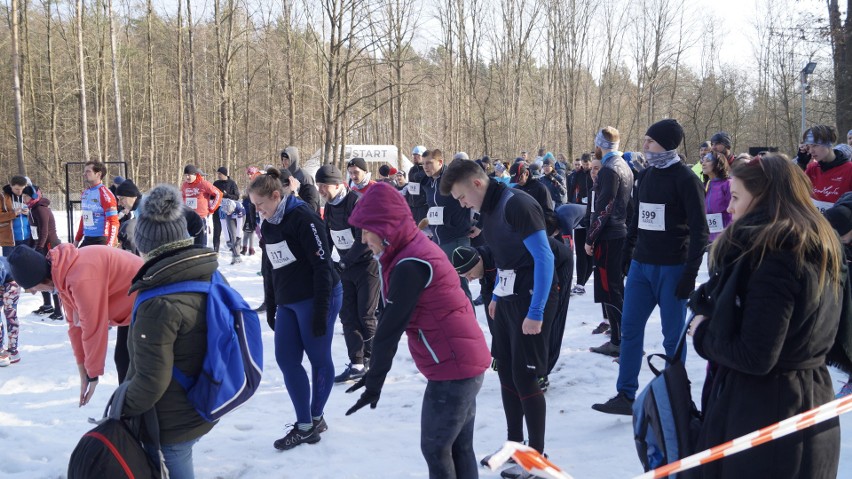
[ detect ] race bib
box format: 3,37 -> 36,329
330,228 -> 356,250
427,206 -> 445,226
706,213 -> 724,234
812,198 -> 834,214
407,183 -> 421,195
185,197 -> 198,209
30,225 -> 39,240
494,269 -> 517,297
266,240 -> 297,269
638,202 -> 666,231
82,210 -> 95,227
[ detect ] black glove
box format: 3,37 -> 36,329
266,304 -> 276,331
334,261 -> 346,274
312,314 -> 327,337
675,270 -> 698,300
345,378 -> 380,415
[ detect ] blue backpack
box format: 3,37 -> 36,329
132,271 -> 263,422
633,320 -> 702,477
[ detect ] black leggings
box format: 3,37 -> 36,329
497,361 -> 546,453
115,325 -> 130,383
574,229 -> 593,286
593,238 -> 625,345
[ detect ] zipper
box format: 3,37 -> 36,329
418,329 -> 440,364
376,260 -> 386,306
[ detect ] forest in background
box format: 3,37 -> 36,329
0,0 -> 848,201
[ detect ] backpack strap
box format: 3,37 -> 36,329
132,276 -> 216,391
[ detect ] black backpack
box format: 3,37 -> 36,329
633,320 -> 702,477
68,383 -> 168,479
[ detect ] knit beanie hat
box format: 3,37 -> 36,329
183,164 -> 199,175
113,176 -> 126,186
115,179 -> 141,198
378,165 -> 398,177
645,119 -> 684,151
315,164 -> 345,184
347,157 -> 368,172
451,246 -> 480,275
217,166 -> 229,176
7,244 -> 50,290
710,131 -> 733,149
134,184 -> 190,255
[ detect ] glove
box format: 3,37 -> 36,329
621,247 -> 634,277
312,314 -> 327,337
334,261 -> 346,274
345,378 -> 380,415
266,304 -> 276,331
675,270 -> 698,300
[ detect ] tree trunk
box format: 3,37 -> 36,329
146,0 -> 155,184
829,0 -> 852,132
10,0 -> 26,175
107,0 -> 125,164
76,0 -> 91,163
186,0 -> 199,162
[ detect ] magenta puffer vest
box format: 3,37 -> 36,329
380,232 -> 491,381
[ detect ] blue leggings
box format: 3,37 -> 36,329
275,283 -> 343,425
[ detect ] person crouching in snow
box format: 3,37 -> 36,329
345,182 -> 491,479
7,243 -> 143,405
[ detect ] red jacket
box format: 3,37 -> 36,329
181,175 -> 222,218
49,244 -> 143,377
806,158 -> 852,209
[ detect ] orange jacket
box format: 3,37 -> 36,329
49,243 -> 144,377
181,175 -> 222,218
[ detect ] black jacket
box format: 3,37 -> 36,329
125,246 -> 218,444
587,154 -> 633,245
323,189 -> 371,268
260,195 -> 339,329
421,166 -> 472,244
567,169 -> 592,205
213,177 -> 240,201
691,229 -> 841,478
540,172 -> 566,206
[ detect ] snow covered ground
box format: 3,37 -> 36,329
1,216 -> 851,478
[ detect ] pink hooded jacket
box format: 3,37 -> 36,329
49,244 -> 143,377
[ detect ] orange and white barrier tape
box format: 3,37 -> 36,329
486,442 -> 574,479
632,393 -> 852,479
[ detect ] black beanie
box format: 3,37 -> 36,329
825,204 -> 852,236
451,246 -> 481,275
710,131 -> 732,149
645,119 -> 684,151
134,184 -> 190,255
217,166 -> 229,176
315,164 -> 344,184
7,245 -> 50,290
183,164 -> 199,175
347,157 -> 368,172
115,179 -> 141,198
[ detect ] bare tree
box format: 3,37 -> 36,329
828,0 -> 852,131
75,0 -> 91,163
107,0 -> 125,164
10,0 -> 26,174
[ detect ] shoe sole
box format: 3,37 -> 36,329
589,347 -> 620,358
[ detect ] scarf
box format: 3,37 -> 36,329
266,194 -> 292,225
645,150 -> 681,169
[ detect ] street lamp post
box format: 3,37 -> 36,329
801,61 -> 817,138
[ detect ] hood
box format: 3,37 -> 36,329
348,182 -> 418,261
0,257 -> 10,285
49,243 -> 81,293
284,146 -> 302,173
29,196 -> 51,209
130,245 -> 218,293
